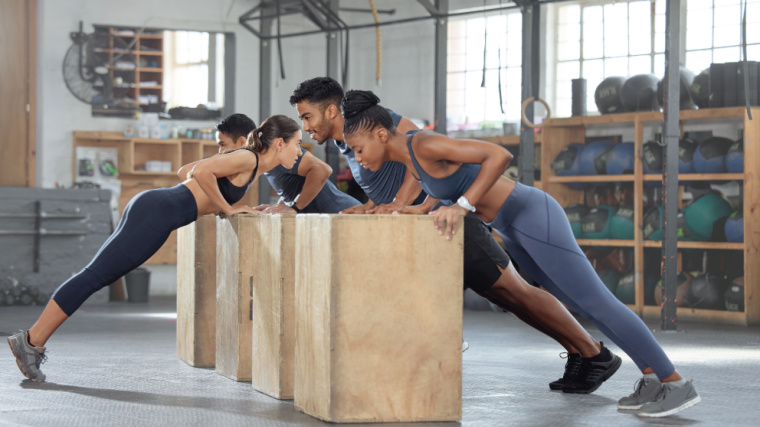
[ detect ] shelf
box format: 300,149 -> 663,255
133,138 -> 179,145
137,51 -> 163,56
576,239 -> 636,247
549,175 -> 635,183
643,241 -> 743,250
479,135 -> 542,146
642,173 -> 744,181
638,305 -> 747,326
138,85 -> 163,90
124,171 -> 177,176
139,67 -> 163,72
544,107 -> 751,127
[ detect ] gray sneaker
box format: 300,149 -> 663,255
462,339 -> 469,353
7,330 -> 47,382
637,380 -> 701,418
617,377 -> 662,410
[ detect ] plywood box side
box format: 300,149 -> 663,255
294,215 -> 334,418
176,223 -> 196,365
215,217 -> 244,379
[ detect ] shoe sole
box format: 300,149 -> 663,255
549,380 -> 563,391
563,355 -> 622,394
7,336 -> 44,382
637,395 -> 702,418
617,403 -> 644,411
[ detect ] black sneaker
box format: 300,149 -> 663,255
562,344 -> 622,394
549,352 -> 581,391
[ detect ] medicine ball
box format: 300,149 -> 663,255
724,276 -> 744,312
679,138 -> 699,174
724,210 -> 744,243
582,205 -> 616,239
622,74 -> 661,112
565,204 -> 590,238
684,193 -> 733,241
657,67 -> 697,110
606,142 -> 635,175
616,273 -> 636,305
690,68 -> 711,109
725,139 -> 744,173
643,206 -> 663,240
688,273 -> 727,310
610,204 -> 634,239
653,272 -> 693,307
642,141 -> 663,173
677,210 -> 693,241
598,269 -> 622,295
579,141 -> 615,175
552,143 -> 586,189
595,76 -> 626,114
693,136 -> 733,174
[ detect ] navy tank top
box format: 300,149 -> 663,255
264,148 -> 360,213
334,108 -> 422,205
406,130 -> 480,204
216,148 -> 259,205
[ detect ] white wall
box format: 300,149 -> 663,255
36,0 -> 260,187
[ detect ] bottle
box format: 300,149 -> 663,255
136,112 -> 149,138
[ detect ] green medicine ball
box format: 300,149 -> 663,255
684,193 -> 733,241
581,205 -> 616,239
616,273 -> 636,305
610,204 -> 634,239
598,269 -> 622,295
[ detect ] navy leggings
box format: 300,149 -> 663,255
488,182 -> 676,380
52,184 -> 198,316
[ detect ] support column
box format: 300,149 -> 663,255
661,0 -> 681,330
433,0 -> 449,134
258,4 -> 274,204
325,0 -> 341,184
519,1 -> 540,187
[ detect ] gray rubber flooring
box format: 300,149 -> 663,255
1,297 -> 758,426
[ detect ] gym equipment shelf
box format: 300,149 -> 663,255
541,107 -> 759,326
72,131 -> 258,265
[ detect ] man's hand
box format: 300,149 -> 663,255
394,204 -> 429,215
369,201 -> 406,214
340,204 -> 373,214
253,204 -> 272,211
262,203 -> 297,214
225,205 -> 260,216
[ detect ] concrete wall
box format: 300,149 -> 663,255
36,0 -> 261,187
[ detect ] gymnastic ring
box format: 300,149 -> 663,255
521,97 -> 551,129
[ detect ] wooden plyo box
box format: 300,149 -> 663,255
294,215 -> 464,423
249,214 -> 296,399
215,215 -> 253,381
176,215 -> 216,367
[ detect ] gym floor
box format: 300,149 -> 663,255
1,297 -> 758,427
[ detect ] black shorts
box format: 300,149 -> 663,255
463,212 -> 511,293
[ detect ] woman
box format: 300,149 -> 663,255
8,115 -> 303,383
340,90 -> 700,418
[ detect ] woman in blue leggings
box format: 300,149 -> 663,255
340,90 -> 700,418
8,115 -> 303,383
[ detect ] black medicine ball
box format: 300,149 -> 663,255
642,141 -> 663,173
622,74 -> 661,112
657,67 -> 697,110
725,277 -> 744,312
690,68 -> 711,109
595,76 -> 627,114
688,273 -> 727,310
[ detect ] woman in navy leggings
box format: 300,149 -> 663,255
8,115 -> 303,383
340,90 -> 700,418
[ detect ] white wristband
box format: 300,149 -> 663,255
457,196 -> 476,212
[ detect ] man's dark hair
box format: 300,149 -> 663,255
216,113 -> 257,141
289,77 -> 344,109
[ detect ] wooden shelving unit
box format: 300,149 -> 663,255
93,26 -> 164,109
72,131 -> 257,265
540,107 -> 759,326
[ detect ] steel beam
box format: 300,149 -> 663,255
325,0 -> 341,184
661,0 -> 681,330
518,1 -> 540,187
417,0 -> 441,16
433,0 -> 449,134
258,3 -> 275,203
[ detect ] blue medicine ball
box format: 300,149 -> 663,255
679,138 -> 699,174
552,143 -> 587,190
724,211 -> 743,243
725,139 -> 744,173
693,136 -> 733,174
579,141 -> 616,176
606,142 -> 635,175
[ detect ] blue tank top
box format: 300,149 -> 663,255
406,130 -> 480,204
333,108 -> 420,205
264,148 -> 360,213
216,148 -> 259,205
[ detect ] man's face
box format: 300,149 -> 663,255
296,100 -> 334,144
217,132 -> 246,153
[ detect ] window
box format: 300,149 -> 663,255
685,0 -> 760,73
164,31 -> 226,111
447,12 -> 522,131
554,0 -> 666,118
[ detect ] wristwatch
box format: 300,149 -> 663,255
457,196 -> 476,212
284,194 -> 300,208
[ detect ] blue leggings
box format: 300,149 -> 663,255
488,182 -> 676,380
52,184 -> 198,316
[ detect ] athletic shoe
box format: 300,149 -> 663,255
617,377 -> 662,410
462,339 -> 469,353
637,380 -> 701,418
549,352 -> 581,391
7,330 -> 47,382
562,344 -> 622,394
